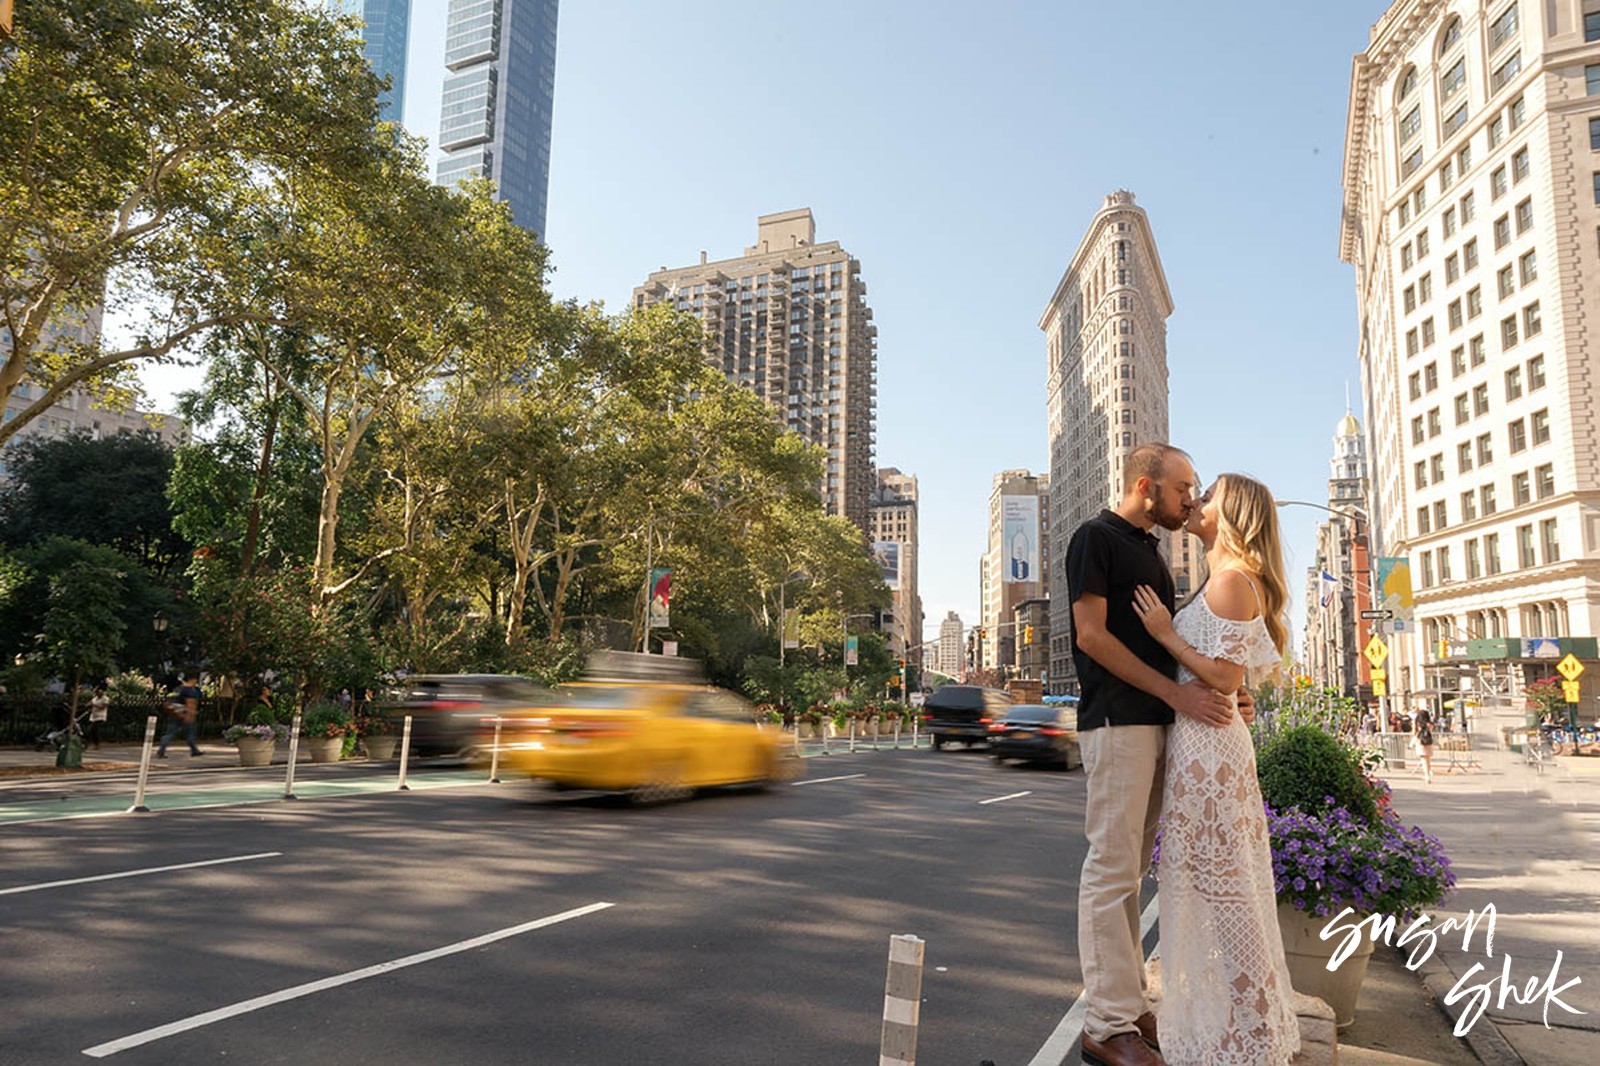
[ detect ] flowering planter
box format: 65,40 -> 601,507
234,736 -> 276,767
1277,904 -> 1373,1028
307,737 -> 345,763
363,735 -> 398,760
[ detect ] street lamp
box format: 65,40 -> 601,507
151,612 -> 169,698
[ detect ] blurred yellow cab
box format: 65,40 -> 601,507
502,682 -> 803,799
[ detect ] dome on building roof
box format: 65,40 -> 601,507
1336,411 -> 1361,437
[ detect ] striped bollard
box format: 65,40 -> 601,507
127,716 -> 158,813
880,934 -> 924,1066
397,714 -> 413,791
282,713 -> 302,800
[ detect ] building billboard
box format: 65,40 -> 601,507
1375,556 -> 1415,633
1002,496 -> 1040,584
873,541 -> 901,590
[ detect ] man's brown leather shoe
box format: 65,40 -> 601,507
1081,1029 -> 1165,1066
1133,1011 -> 1159,1050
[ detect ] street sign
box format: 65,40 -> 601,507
1562,680 -> 1581,703
1363,636 -> 1390,669
1360,610 -> 1394,620
1557,654 -> 1585,682
1370,667 -> 1387,698
1369,668 -> 1386,682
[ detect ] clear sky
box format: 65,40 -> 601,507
143,0 -> 1397,650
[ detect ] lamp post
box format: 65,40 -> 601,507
776,571 -> 809,669
151,612 -> 169,699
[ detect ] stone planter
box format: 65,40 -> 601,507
1277,904 -> 1373,1028
234,736 -> 276,767
307,736 -> 345,764
363,734 -> 398,760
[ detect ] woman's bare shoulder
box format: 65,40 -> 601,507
1202,567 -> 1261,622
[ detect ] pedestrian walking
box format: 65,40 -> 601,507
1414,707 -> 1436,784
87,686 -> 110,750
157,672 -> 206,757
1131,473 -> 1300,1065
1066,443 -> 1238,1066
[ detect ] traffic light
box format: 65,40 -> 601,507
978,627 -> 987,641
1024,625 -> 1034,644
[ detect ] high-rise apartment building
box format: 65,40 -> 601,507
336,1 -> 412,122
870,468 -> 922,667
1040,190 -> 1186,694
633,209 -> 879,530
981,470 -> 1049,672
935,611 -> 965,679
1303,412 -> 1374,696
1341,0 -> 1600,712
436,0 -> 559,238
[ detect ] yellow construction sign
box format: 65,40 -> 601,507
1556,654 -> 1585,682
1370,667 -> 1387,698
1562,680 -> 1581,703
1363,636 -> 1390,669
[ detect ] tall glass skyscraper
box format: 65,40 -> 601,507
436,0 -> 558,239
336,0 -> 412,123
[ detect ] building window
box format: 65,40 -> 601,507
1482,482 -> 1498,515
1440,162 -> 1456,193
1470,333 -> 1486,366
1592,117 -> 1600,151
1493,215 -> 1512,249
1484,532 -> 1502,574
1399,200 -> 1412,227
1407,328 -> 1420,356
1473,383 -> 1490,416
1588,11 -> 1600,41
1462,490 -> 1479,521
1415,461 -> 1429,490
1415,187 -> 1427,213
1501,315 -> 1519,349
1445,253 -> 1460,283
1404,285 -> 1417,313
1492,52 -> 1521,92
1458,441 -> 1475,473
1438,545 -> 1453,581
1509,95 -> 1526,130
1402,148 -> 1423,178
1448,299 -> 1464,330
1515,198 -> 1533,233
1444,98 -> 1468,135
1443,205 -> 1457,236
1428,407 -> 1442,436
1431,453 -> 1446,483
1467,286 -> 1482,319
1491,164 -> 1509,198
1535,463 -> 1554,499
1490,4 -> 1519,50
1451,345 -> 1466,376
1519,249 -> 1537,284
1422,318 -> 1436,347
1523,300 -> 1541,337
1477,433 -> 1494,465
1417,504 -> 1431,531
1401,106 -> 1422,142
1401,243 -> 1414,270
1498,265 -> 1516,299
1399,66 -> 1419,100
1512,147 -> 1530,183
1588,64 -> 1600,96
1517,525 -> 1536,567
1412,415 -> 1426,444
1509,419 -> 1528,454
1421,551 -> 1435,587
1409,372 -> 1423,400
1419,271 -> 1433,302
1505,366 -> 1523,400
1527,354 -> 1545,390
1541,519 -> 1560,564
1454,393 -> 1470,424
1440,16 -> 1464,53
1466,538 -> 1482,579
1463,236 -> 1479,269
1531,407 -> 1549,444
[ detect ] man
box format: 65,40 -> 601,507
1067,444 -> 1236,1066
156,672 -> 206,758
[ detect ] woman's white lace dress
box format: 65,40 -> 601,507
1157,594 -> 1300,1066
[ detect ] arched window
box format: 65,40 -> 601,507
1398,65 -> 1419,102
1438,16 -> 1462,56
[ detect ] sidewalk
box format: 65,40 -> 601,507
1361,737 -> 1599,1065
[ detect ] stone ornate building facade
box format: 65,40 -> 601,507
869,467 -> 922,666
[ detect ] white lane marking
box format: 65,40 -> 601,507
790,773 -> 866,786
0,852 -> 282,896
1025,894 -> 1160,1066
81,901 -> 615,1058
979,790 -> 1032,805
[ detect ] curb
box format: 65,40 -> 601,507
1398,942 -> 1526,1066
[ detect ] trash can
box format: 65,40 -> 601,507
55,733 -> 84,769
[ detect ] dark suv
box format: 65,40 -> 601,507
382,674 -> 558,759
921,685 -> 1014,750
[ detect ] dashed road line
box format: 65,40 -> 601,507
979,790 -> 1033,805
0,852 -> 281,896
791,773 -> 867,786
81,901 -> 616,1058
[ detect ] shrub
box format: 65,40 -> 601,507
1257,725 -> 1378,825
301,701 -> 353,740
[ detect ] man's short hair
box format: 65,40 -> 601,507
1122,443 -> 1192,492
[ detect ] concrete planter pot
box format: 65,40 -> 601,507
1277,903 -> 1373,1028
234,736 -> 276,767
307,737 -> 345,764
363,735 -> 398,760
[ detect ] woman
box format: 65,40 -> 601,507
1131,473 -> 1298,1066
87,686 -> 111,750
1413,707 -> 1436,783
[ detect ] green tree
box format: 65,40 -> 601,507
36,558 -> 128,721
0,0 -> 385,444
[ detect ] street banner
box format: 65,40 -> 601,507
1003,496 -> 1040,583
845,634 -> 859,666
648,567 -> 671,629
873,541 -> 901,590
782,607 -> 801,650
1375,556 -> 1415,632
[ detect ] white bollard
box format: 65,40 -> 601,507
397,714 -> 413,791
488,716 -> 503,783
282,713 -> 302,800
893,718 -> 901,750
849,719 -> 857,753
880,934 -> 925,1066
792,719 -> 802,757
127,716 -> 158,813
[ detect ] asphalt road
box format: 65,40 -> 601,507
0,749 -> 1108,1066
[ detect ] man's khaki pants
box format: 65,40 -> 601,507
1078,723 -> 1166,1043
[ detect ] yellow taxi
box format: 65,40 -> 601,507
502,681 -> 803,800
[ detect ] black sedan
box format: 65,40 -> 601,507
987,704 -> 1081,769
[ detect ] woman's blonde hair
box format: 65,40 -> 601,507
1213,473 -> 1290,654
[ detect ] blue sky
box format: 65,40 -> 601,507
144,0 -> 1395,648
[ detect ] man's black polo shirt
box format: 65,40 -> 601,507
1066,509 -> 1177,731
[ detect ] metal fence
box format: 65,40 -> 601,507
0,694 -> 235,745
